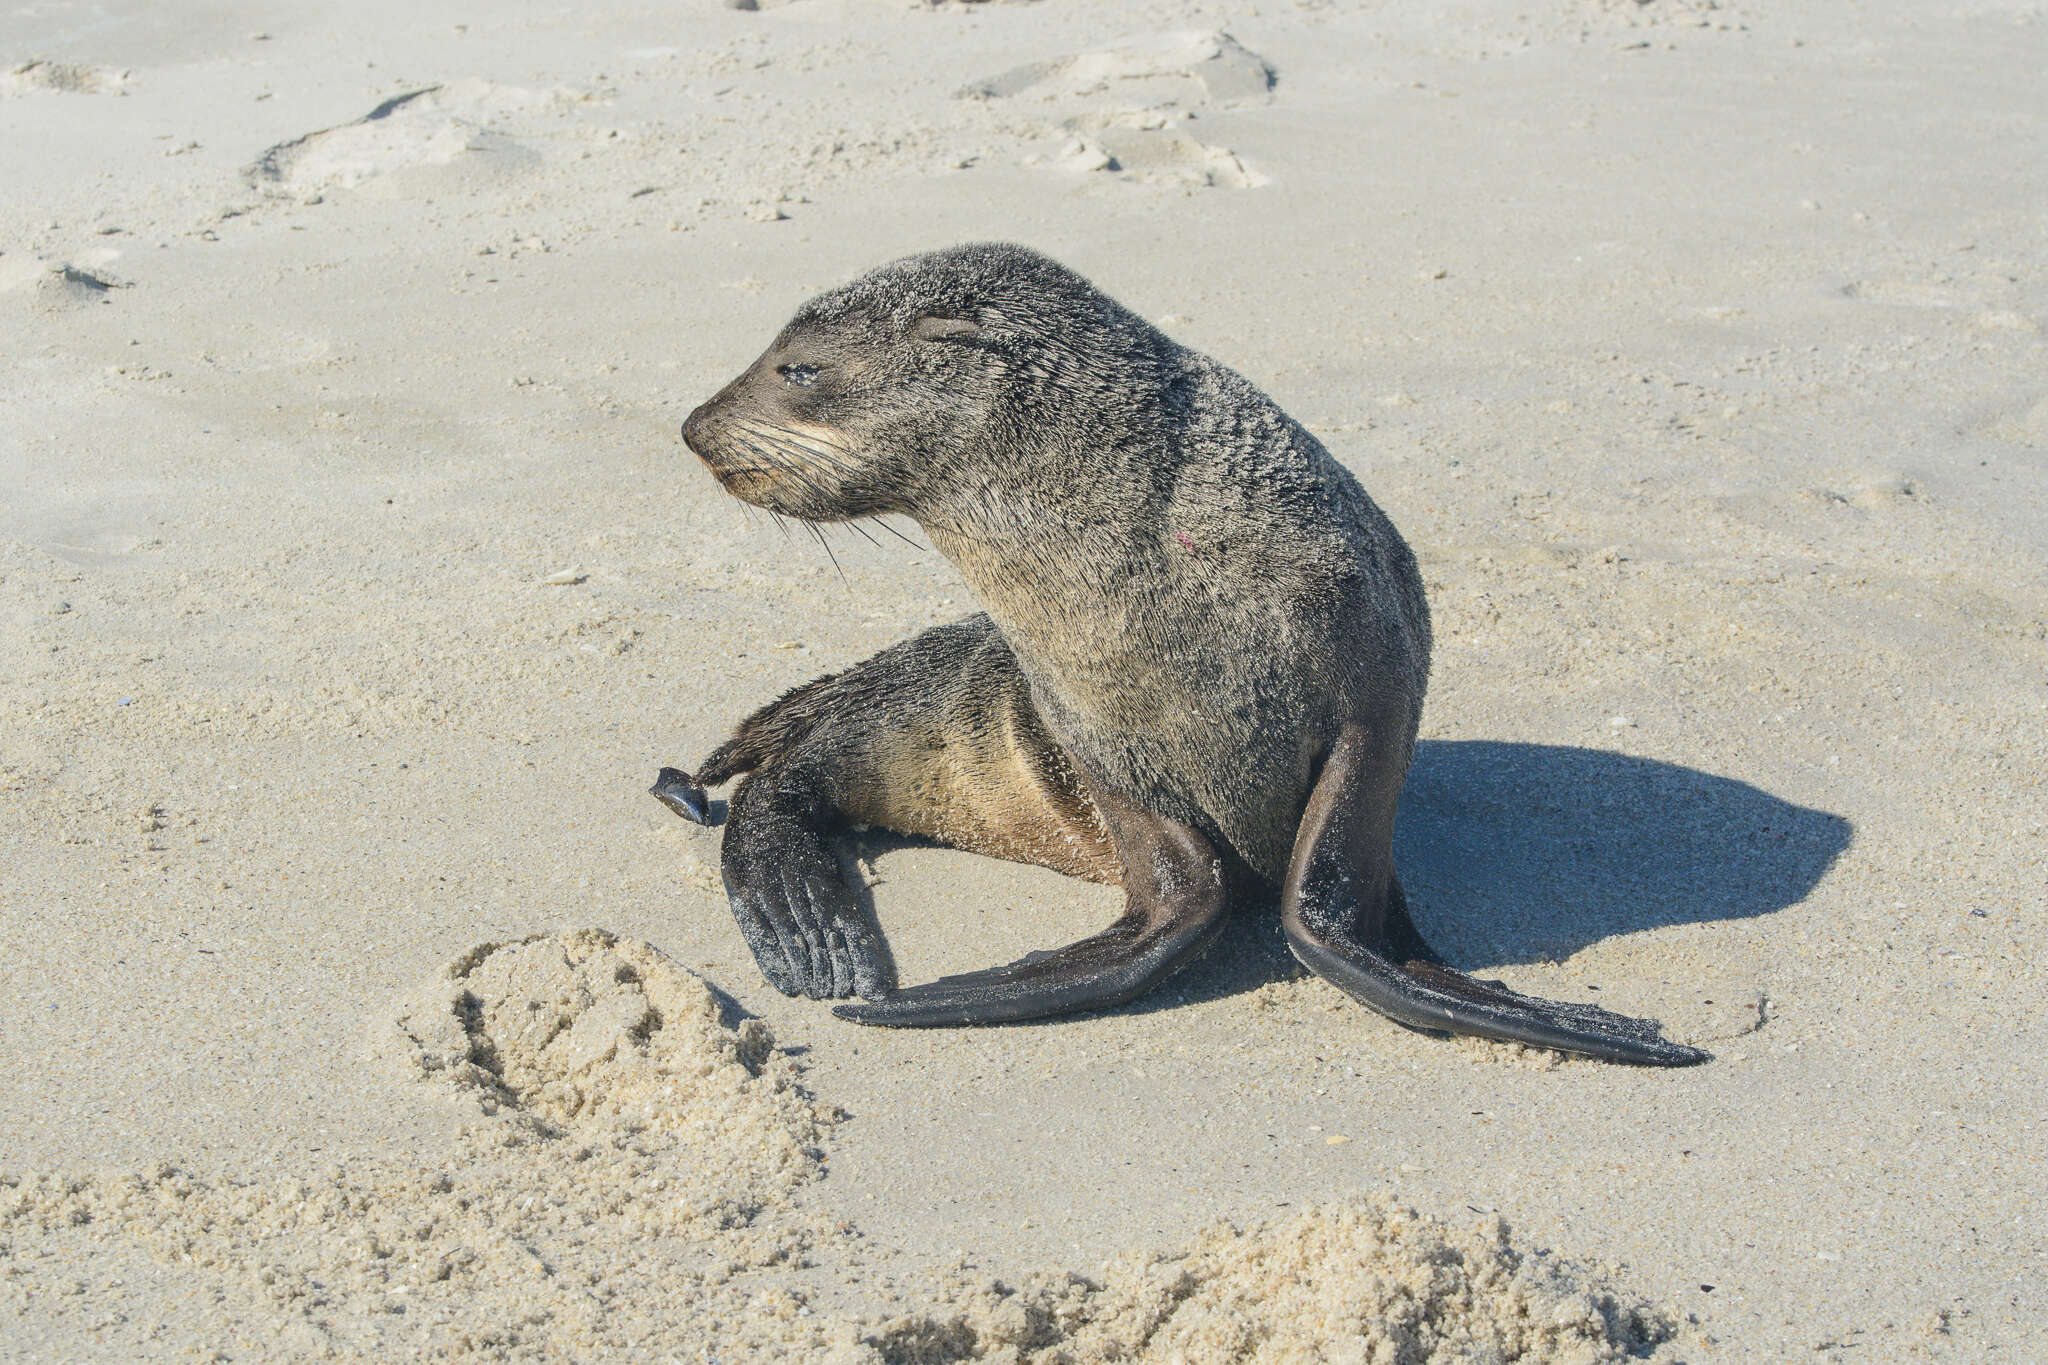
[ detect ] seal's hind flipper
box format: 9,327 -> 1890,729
1283,724 -> 1709,1067
834,780 -> 1228,1028
1286,927 -> 1708,1065
721,770 -> 891,1002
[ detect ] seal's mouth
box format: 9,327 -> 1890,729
709,464 -> 780,492
680,400 -> 871,518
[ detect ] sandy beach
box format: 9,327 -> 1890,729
3,0 -> 2045,1359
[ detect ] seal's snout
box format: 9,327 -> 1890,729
682,400 -> 756,490
681,402 -> 715,458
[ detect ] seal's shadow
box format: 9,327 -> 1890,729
1119,739 -> 1852,1013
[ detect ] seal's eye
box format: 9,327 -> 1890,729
777,363 -> 820,387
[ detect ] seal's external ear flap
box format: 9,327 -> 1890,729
911,315 -> 979,343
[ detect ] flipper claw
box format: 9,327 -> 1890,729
650,767 -> 714,825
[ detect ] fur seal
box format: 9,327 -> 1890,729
657,242 -> 1707,1066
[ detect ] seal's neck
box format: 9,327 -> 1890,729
918,430 -> 1174,615
915,437 -> 1193,750
907,349 -> 1216,729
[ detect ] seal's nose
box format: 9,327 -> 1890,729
681,403 -> 711,457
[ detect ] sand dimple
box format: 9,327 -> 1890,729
1,932 -> 844,1362
1987,395 -> 2048,449
851,1198 -> 1675,1365
1067,111 -> 1271,189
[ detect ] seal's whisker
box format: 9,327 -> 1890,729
777,462 -> 846,519
727,424 -> 865,507
806,520 -> 848,587
747,416 -> 859,459
871,517 -> 925,550
734,416 -> 825,459
776,431 -> 855,465
730,427 -> 793,473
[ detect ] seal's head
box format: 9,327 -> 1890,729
681,242 -> 1171,523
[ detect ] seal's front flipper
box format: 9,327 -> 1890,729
721,770 -> 891,1002
1283,725 -> 1710,1067
834,781 -> 1228,1028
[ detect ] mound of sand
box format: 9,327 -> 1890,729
852,1199 -> 1673,1365
0,256 -> 128,313
1,932 -> 843,1361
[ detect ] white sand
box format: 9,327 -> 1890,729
3,0 -> 2045,1360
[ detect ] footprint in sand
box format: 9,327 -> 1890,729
960,31 -> 1275,190
384,928 -> 783,1127
245,79 -> 581,198
1,59 -> 130,95
957,29 -> 1275,106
